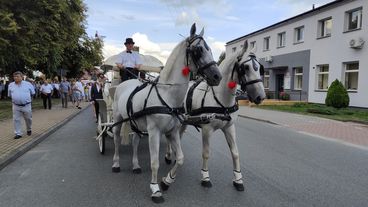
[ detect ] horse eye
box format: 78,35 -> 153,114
241,64 -> 249,71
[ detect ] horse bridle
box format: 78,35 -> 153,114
186,35 -> 217,76
231,54 -> 264,91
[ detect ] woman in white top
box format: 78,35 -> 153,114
40,79 -> 53,109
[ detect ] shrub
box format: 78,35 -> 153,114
280,92 -> 290,100
325,79 -> 350,108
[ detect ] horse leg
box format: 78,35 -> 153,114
112,113 -> 123,173
148,129 -> 164,203
164,124 -> 186,165
132,133 -> 142,174
201,127 -> 214,188
222,124 -> 244,191
164,142 -> 172,165
161,129 -> 184,191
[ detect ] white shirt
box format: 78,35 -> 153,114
76,81 -> 84,96
120,50 -> 142,68
8,81 -> 35,105
40,83 -> 53,94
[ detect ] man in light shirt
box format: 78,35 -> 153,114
40,79 -> 54,110
8,71 -> 35,139
116,37 -> 142,82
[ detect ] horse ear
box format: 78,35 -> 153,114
199,27 -> 204,37
190,23 -> 196,37
243,40 -> 248,53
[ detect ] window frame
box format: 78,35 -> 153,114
343,62 -> 359,91
293,67 -> 303,90
277,32 -> 286,48
316,64 -> 329,90
294,26 -> 304,43
250,41 -> 256,49
318,17 -> 332,38
344,7 -> 363,32
232,47 -> 237,53
263,36 -> 270,51
263,70 -> 270,89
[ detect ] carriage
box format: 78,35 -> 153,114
95,56 -> 163,154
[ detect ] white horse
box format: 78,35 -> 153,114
112,23 -> 222,203
165,40 -> 266,191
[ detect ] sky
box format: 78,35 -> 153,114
83,0 -> 335,64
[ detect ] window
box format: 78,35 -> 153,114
345,8 -> 362,31
294,67 -> 303,90
263,37 -> 270,51
344,62 -> 359,90
232,47 -> 237,53
318,18 -> 332,38
294,26 -> 304,43
317,65 -> 329,90
277,32 -> 286,48
250,41 -> 256,49
263,71 -> 270,89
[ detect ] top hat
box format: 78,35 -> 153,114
124,38 -> 135,45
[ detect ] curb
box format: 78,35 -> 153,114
0,105 -> 90,171
238,114 -> 278,125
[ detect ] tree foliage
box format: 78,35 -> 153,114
0,0 -> 103,77
325,79 -> 350,108
217,51 -> 225,65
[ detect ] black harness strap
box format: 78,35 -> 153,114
185,80 -> 239,120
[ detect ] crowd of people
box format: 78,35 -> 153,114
5,36 -> 141,139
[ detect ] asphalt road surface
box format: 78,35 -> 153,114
1,107 -> 367,207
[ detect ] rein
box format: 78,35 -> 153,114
231,55 -> 264,89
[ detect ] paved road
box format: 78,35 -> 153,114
1,107 -> 368,207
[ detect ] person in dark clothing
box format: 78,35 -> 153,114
90,77 -> 104,122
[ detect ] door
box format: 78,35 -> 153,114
276,74 -> 284,99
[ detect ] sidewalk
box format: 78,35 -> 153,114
0,101 -> 90,170
238,106 -> 368,149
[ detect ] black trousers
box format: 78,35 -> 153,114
41,93 -> 52,109
120,67 -> 145,82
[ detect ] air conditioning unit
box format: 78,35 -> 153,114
264,55 -> 273,62
349,38 -> 365,49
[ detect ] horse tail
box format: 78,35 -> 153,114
121,122 -> 132,145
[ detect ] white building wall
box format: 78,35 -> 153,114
226,0 -> 368,108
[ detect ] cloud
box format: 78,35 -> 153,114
175,10 -> 202,26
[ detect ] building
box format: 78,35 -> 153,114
226,0 -> 367,108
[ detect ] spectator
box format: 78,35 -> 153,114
8,71 -> 35,139
71,79 -> 82,109
0,81 -> 4,99
91,76 -> 104,122
40,79 -> 53,109
59,77 -> 71,108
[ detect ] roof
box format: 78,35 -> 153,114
103,52 -> 163,68
226,0 -> 347,45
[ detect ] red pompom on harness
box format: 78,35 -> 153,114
227,81 -> 237,89
182,66 -> 190,76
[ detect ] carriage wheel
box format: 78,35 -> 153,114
97,113 -> 106,154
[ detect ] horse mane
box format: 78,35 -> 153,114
159,39 -> 187,81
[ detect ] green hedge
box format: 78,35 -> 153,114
325,79 -> 349,108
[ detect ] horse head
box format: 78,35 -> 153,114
231,40 -> 266,104
186,23 -> 222,86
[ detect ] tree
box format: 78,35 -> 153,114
217,51 -> 226,65
325,79 -> 350,108
0,0 -> 89,77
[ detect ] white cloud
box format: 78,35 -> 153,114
206,36 -> 225,61
175,10 -> 203,26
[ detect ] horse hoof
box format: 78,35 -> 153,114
201,180 -> 212,188
160,181 -> 170,191
233,181 -> 244,191
112,167 -> 120,173
132,168 -> 142,174
151,195 -> 165,203
165,157 -> 172,165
